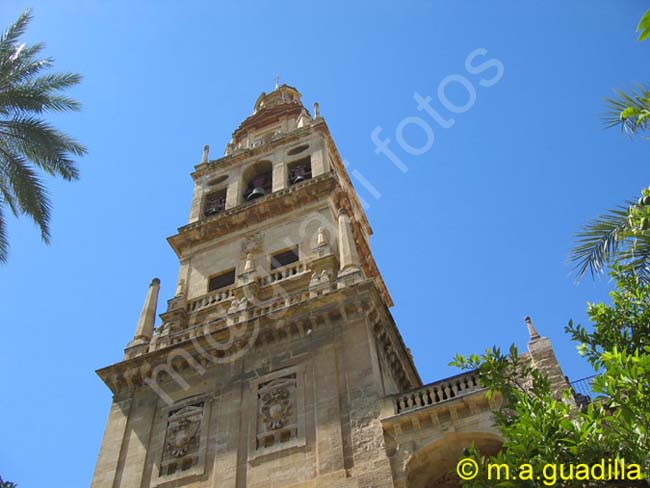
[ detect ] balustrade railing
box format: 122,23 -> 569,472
186,285 -> 235,313
257,261 -> 308,287
394,371 -> 483,414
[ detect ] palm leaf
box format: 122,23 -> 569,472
0,10 -> 31,56
571,205 -> 631,281
0,9 -> 85,262
0,143 -> 51,242
604,86 -> 650,136
0,198 -> 8,262
619,234 -> 650,284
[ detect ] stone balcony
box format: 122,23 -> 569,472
391,371 -> 483,415
183,260 -> 310,316
381,371 -> 500,488
186,284 -> 236,314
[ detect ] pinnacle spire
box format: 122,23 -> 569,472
128,278 -> 160,349
524,315 -> 541,340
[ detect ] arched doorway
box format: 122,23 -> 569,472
405,432 -> 501,488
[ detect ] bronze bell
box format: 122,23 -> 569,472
246,186 -> 266,200
291,166 -> 307,184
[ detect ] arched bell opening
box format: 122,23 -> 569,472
242,160 -> 273,202
287,156 -> 312,186
405,432 -> 502,488
202,188 -> 227,217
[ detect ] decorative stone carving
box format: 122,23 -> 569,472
256,374 -> 298,450
260,387 -> 292,430
316,227 -> 327,246
160,403 -> 204,476
243,253 -> 254,273
241,232 -> 264,259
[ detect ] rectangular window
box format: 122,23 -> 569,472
208,269 -> 235,292
270,247 -> 299,270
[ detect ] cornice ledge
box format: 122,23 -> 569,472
96,279 -> 386,397
192,123 -> 325,178
168,174 -> 338,256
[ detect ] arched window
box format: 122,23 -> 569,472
288,156 -> 312,186
243,160 -> 273,202
203,188 -> 227,217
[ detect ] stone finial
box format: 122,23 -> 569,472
296,108 -> 312,129
243,252 -> 254,273
313,102 -> 320,118
201,144 -> 210,164
524,315 -> 541,341
175,278 -> 185,297
316,227 -> 327,246
130,278 -> 161,346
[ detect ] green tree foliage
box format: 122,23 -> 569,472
637,10 -> 650,42
451,271 -> 650,486
566,267 -> 650,365
0,9 -> 86,262
0,477 -> 17,488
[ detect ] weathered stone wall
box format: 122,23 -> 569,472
92,296 -> 407,488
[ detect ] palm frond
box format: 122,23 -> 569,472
619,234 -> 650,284
0,9 -> 83,262
0,169 -> 18,216
0,143 -> 51,243
570,205 -> 631,281
604,86 -> 650,136
0,199 -> 7,263
0,9 -> 32,57
0,88 -> 73,115
0,51 -> 51,90
0,117 -> 85,179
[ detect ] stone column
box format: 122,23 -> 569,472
337,209 -> 361,279
311,146 -> 327,177
272,159 -> 287,192
188,183 -> 204,223
225,173 -> 241,209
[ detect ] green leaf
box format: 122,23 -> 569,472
637,9 -> 650,42
621,106 -> 640,120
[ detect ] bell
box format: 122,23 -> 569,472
246,187 -> 266,201
291,166 -> 307,184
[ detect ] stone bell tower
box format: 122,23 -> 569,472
91,84 -> 422,488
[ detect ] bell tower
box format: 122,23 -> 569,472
91,84 -> 421,488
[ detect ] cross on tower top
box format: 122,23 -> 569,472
274,74 -> 280,89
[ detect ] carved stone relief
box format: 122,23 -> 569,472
256,374 -> 298,450
241,232 -> 264,259
160,403 -> 204,477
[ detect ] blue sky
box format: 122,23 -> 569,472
0,1 -> 648,486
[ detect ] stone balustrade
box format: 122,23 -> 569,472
393,371 -> 483,414
186,285 -> 235,313
257,261 -> 308,287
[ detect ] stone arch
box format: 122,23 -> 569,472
242,160 -> 273,202
405,432 -> 501,488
